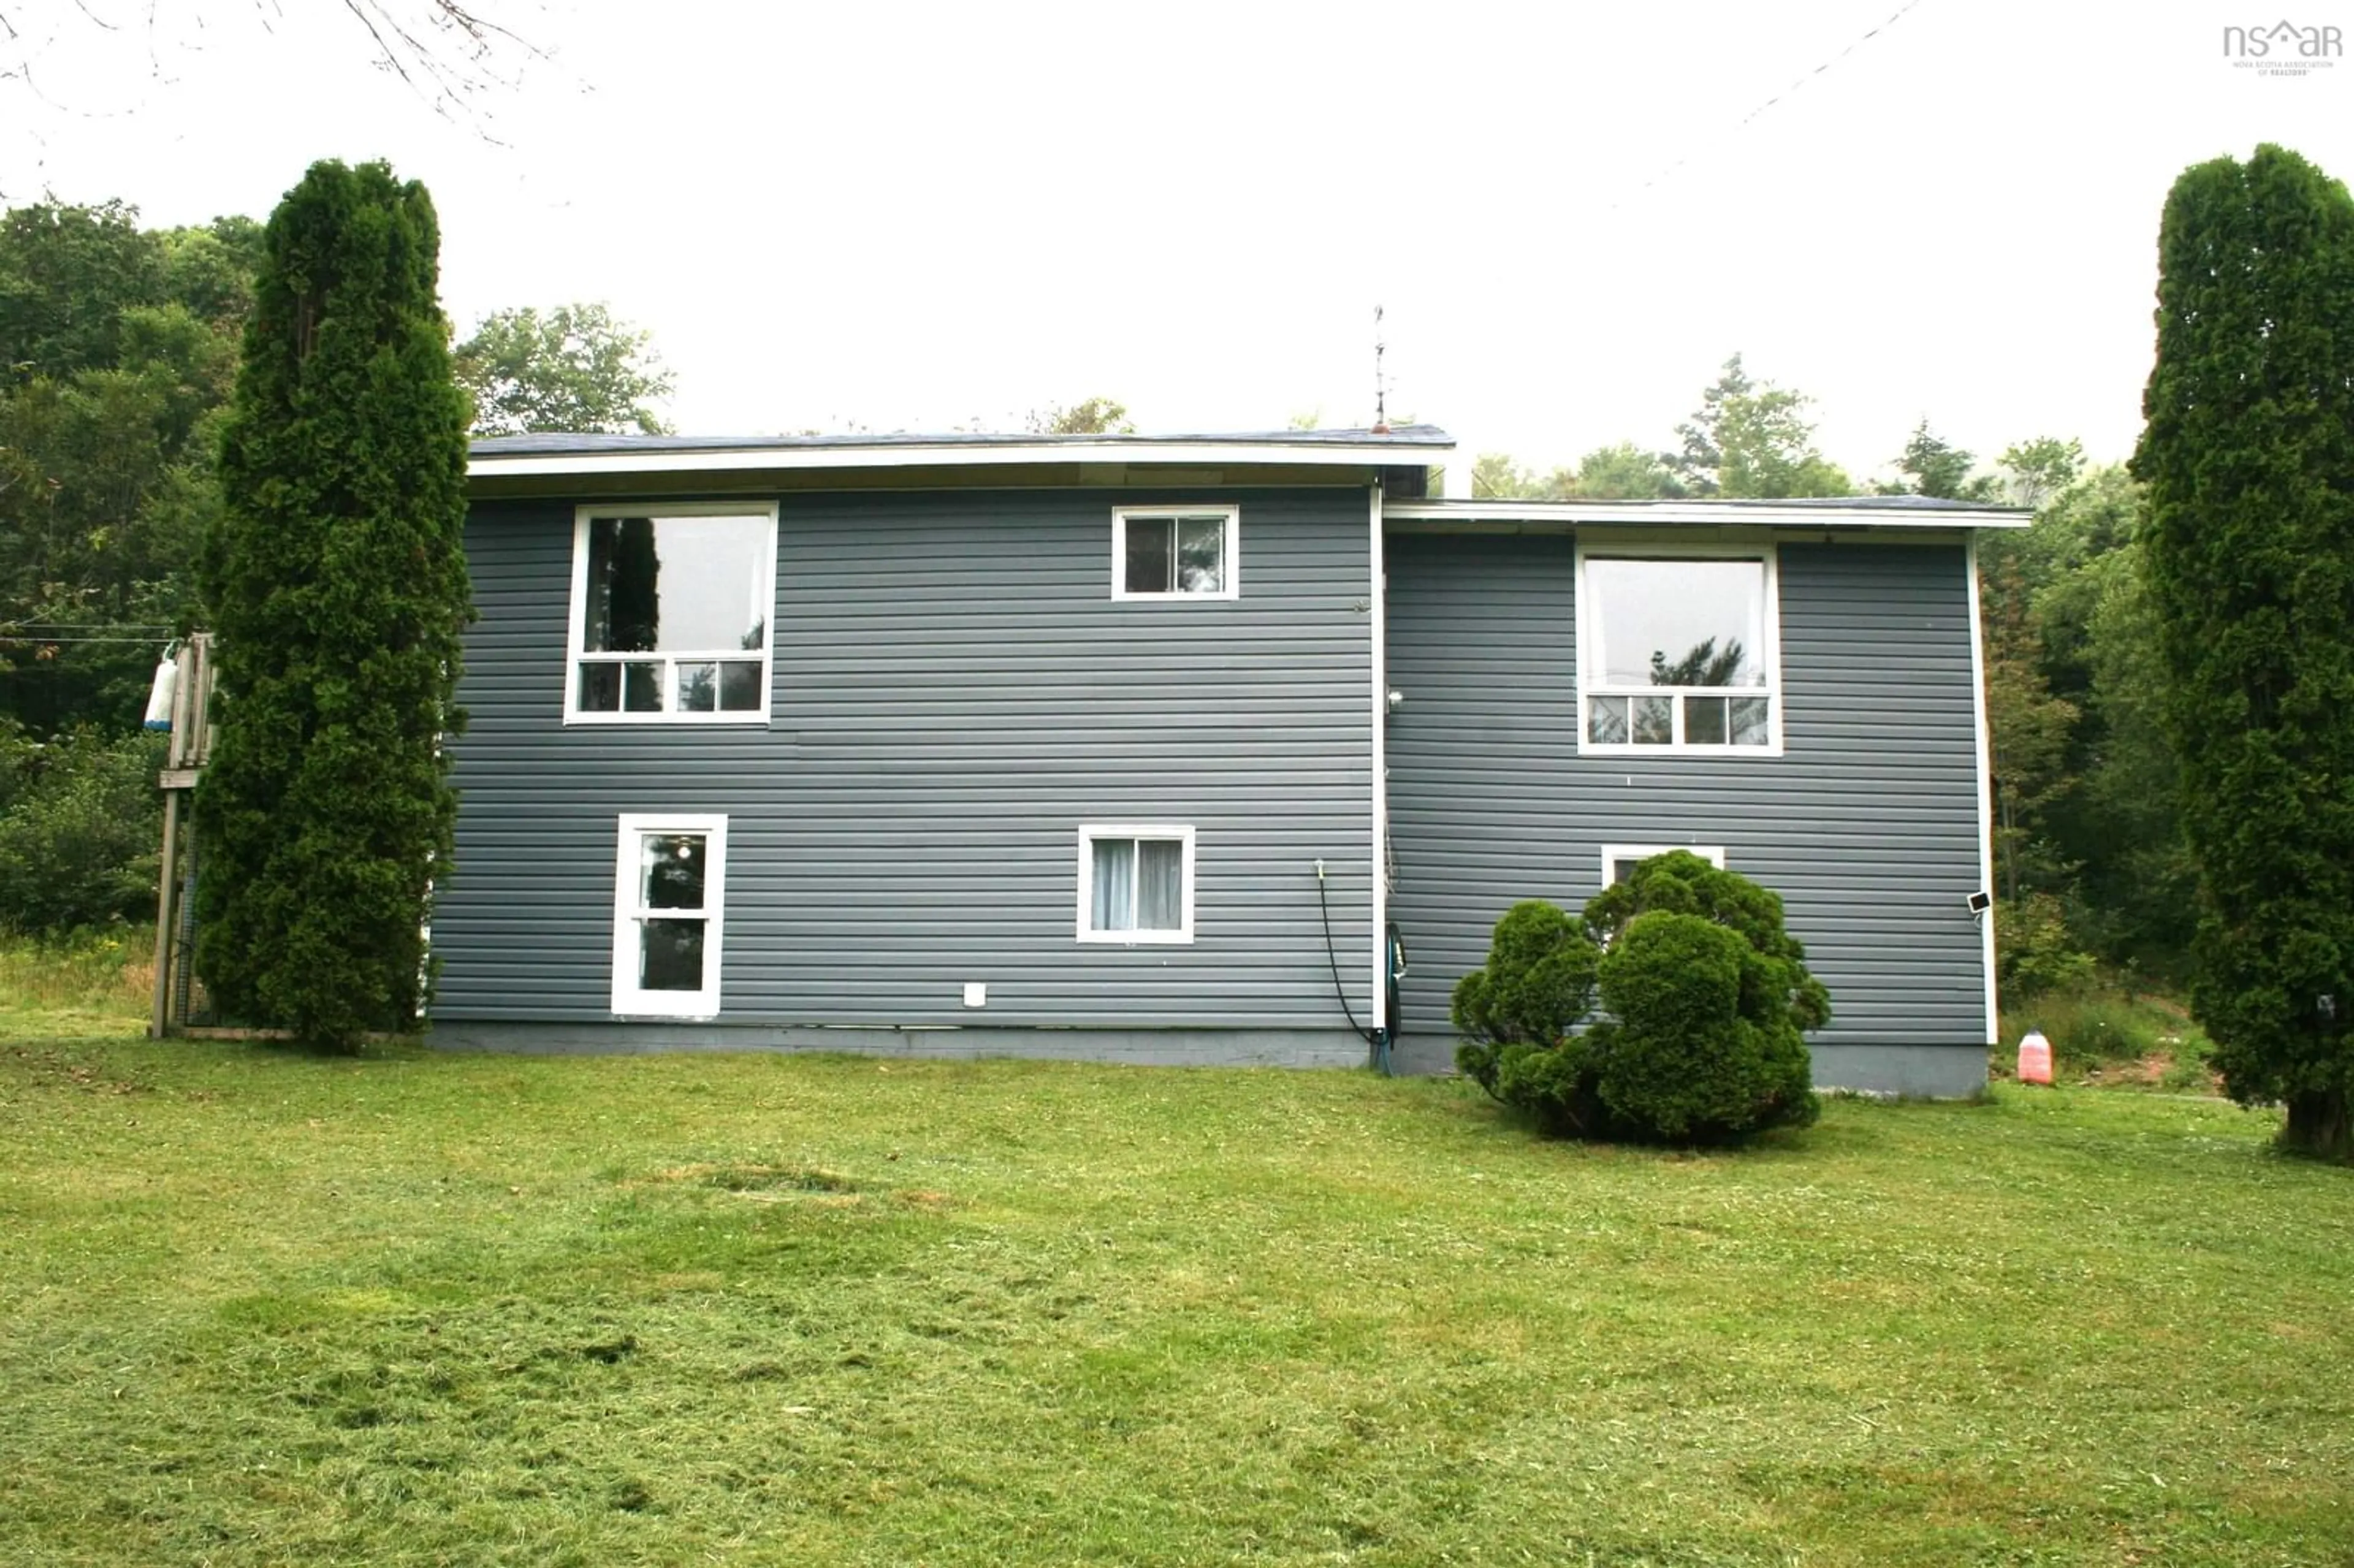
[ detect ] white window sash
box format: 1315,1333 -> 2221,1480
1576,544 -> 1783,757
1583,688 -> 1776,747
565,503 -> 779,725
1110,506 -> 1241,601
611,813 -> 729,1017
1076,823 -> 1197,943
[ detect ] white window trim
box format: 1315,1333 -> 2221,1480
1575,542 -> 1784,758
564,501 -> 779,725
1075,823 -> 1197,944
1110,506 -> 1241,601
611,812 -> 729,1018
1601,843 -> 1727,889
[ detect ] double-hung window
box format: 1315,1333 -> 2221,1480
566,503 -> 777,723
612,813 -> 728,1017
1113,506 -> 1238,599
1076,824 -> 1196,943
1579,548 -> 1781,754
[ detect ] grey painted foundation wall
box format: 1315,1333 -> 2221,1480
433,487 -> 1376,1041
430,1021 -> 1369,1068
1382,531 -> 1992,1091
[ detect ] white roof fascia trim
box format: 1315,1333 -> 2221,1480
1382,500 -> 2030,530
471,439 -> 1453,479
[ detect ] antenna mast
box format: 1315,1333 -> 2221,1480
1371,304 -> 1389,434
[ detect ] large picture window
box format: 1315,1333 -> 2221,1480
1112,506 -> 1238,600
611,813 -> 728,1016
1076,824 -> 1196,943
1579,549 -> 1780,754
566,504 -> 777,723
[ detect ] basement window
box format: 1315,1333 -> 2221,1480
1113,507 -> 1238,599
567,504 -> 776,723
1601,843 -> 1727,888
612,813 -> 728,1017
1077,824 -> 1196,943
1579,549 -> 1780,755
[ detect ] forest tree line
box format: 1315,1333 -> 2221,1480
0,197 -> 671,932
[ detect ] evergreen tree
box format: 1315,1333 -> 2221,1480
1885,418 -> 1999,501
1664,354 -> 1852,499
192,161 -> 473,1050
2133,144 -> 2354,1160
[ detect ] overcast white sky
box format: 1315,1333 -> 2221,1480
7,0 -> 2350,480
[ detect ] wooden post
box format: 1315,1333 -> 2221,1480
149,634 -> 213,1038
149,791 -> 180,1039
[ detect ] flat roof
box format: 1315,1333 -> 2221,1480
1384,496 -> 2031,530
469,424 -> 1453,479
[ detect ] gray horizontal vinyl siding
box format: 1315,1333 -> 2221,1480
434,489 -> 1374,1042
1384,532 -> 1989,1079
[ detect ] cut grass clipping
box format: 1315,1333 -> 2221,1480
3,1031 -> 2349,1566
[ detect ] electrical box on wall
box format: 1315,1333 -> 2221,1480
963,983 -> 986,1008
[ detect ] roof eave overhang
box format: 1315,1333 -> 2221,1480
1383,500 -> 2032,531
468,437 -> 1453,482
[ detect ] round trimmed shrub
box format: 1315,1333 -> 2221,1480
1452,851 -> 1827,1145
1586,910 -> 1818,1142
1452,899 -> 1600,1103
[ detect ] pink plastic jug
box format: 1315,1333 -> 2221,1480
2017,1029 -> 2054,1086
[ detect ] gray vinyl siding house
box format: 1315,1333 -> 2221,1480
432,429 -> 2016,1095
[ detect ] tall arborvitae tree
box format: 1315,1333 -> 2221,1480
2133,144 -> 2354,1161
193,161 -> 472,1050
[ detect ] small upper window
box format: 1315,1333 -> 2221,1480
1113,507 -> 1238,600
567,504 -> 777,723
1579,549 -> 1780,754
1077,824 -> 1197,943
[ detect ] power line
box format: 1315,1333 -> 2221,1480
1613,0 -> 1929,211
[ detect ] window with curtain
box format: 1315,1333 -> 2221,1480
1077,825 -> 1195,943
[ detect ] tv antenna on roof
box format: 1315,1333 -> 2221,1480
1371,304 -> 1390,434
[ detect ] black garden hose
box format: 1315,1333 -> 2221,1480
1315,861 -> 1391,1075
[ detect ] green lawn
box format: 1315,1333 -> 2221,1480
2,1021 -> 2349,1566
